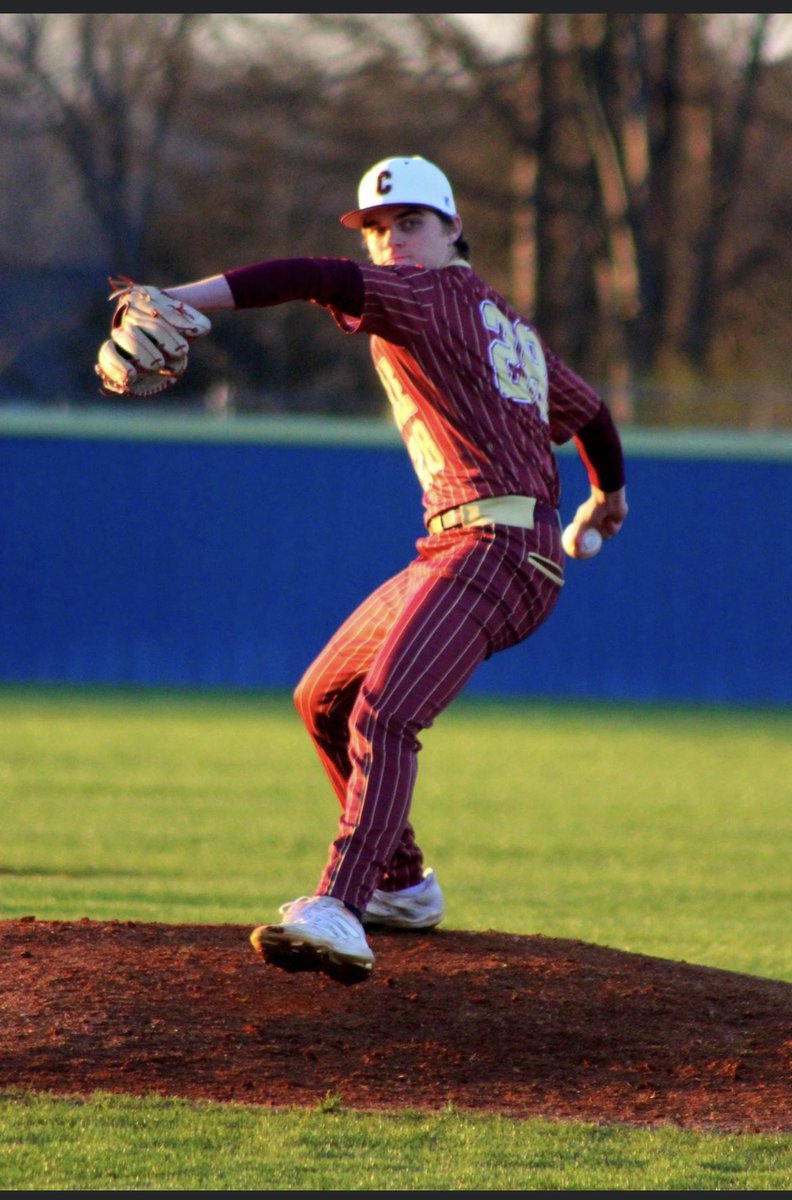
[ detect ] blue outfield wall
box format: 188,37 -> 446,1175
0,410 -> 790,706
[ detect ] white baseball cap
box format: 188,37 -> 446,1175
340,156 -> 457,228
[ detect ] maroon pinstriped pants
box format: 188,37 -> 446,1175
293,519 -> 563,916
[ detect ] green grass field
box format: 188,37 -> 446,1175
2,686 -> 791,1190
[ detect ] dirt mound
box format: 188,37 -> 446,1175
2,918 -> 790,1133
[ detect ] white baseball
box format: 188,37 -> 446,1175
562,524 -> 602,559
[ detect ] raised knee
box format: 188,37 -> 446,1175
293,673 -> 314,727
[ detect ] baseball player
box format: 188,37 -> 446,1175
96,155 -> 628,984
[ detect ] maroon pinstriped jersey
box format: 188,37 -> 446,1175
330,263 -> 602,519
224,255 -> 607,520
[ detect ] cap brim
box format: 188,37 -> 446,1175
339,208 -> 366,229
339,203 -> 456,230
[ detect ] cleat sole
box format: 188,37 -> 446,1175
250,926 -> 372,986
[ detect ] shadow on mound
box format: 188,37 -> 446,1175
1,918 -> 790,1133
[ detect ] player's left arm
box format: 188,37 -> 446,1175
162,275 -> 236,311
160,259 -> 366,317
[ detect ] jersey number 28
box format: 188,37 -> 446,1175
480,300 -> 549,423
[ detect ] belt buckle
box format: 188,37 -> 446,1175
429,506 -> 464,534
444,507 -> 465,531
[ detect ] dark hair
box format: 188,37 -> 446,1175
439,213 -> 470,261
453,233 -> 471,261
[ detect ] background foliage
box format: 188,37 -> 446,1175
0,14 -> 790,427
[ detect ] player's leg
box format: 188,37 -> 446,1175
251,528 -> 561,977
292,566 -> 426,885
251,569 -> 476,982
314,576 -> 488,912
293,570 -> 410,802
317,528 -> 562,917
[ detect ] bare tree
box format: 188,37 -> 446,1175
0,12 -> 789,420
0,13 -> 206,272
684,14 -> 774,370
404,14 -> 790,418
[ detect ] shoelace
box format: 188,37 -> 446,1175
280,897 -> 362,939
278,896 -> 308,918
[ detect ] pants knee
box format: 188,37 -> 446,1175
293,672 -> 315,732
294,669 -> 361,744
350,688 -> 422,751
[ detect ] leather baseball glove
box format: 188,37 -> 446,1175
95,277 -> 212,398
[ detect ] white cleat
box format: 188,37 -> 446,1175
362,868 -> 445,930
250,895 -> 374,985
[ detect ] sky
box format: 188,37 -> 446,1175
457,13 -> 792,61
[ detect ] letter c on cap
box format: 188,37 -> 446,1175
376,170 -> 393,197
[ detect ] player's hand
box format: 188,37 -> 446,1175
570,487 -> 628,541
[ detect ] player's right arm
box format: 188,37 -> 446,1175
570,403 -> 628,540
541,333 -> 628,544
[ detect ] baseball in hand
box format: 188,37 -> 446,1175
562,524 -> 602,559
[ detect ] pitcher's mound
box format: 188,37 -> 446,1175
2,918 -> 790,1133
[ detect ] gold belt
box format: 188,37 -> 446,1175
427,495 -> 559,534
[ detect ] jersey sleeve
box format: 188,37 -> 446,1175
543,343 -> 604,445
224,257 -> 365,316
328,265 -> 439,342
573,401 -> 626,491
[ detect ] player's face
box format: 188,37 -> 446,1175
361,206 -> 463,269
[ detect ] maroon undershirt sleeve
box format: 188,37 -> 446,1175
224,257 -> 365,317
573,401 -> 626,492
